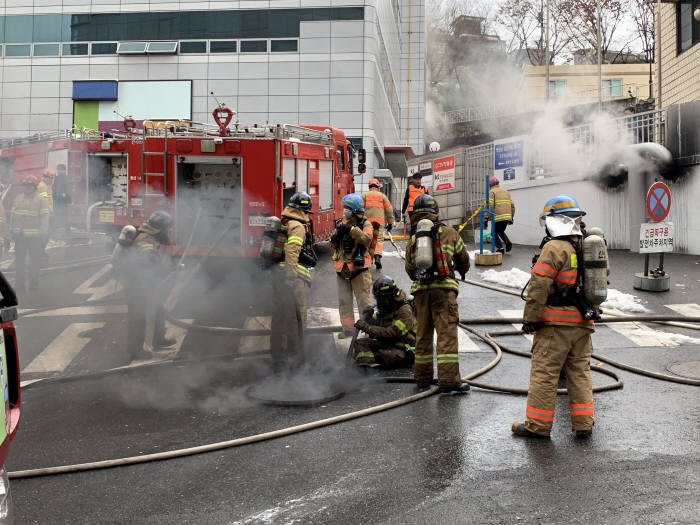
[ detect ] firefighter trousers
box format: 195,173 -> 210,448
494,221 -> 512,252
413,288 -> 461,388
14,236 -> 43,290
524,324 -> 595,436
336,269 -> 372,336
353,338 -> 408,368
270,273 -> 307,365
124,279 -> 166,359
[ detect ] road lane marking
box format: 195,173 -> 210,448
24,305 -> 127,318
23,322 -> 106,373
604,308 -> 678,347
498,309 -> 533,343
73,265 -> 121,302
665,303 -> 700,317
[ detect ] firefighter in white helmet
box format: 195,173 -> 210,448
362,178 -> 393,269
512,195 -> 598,439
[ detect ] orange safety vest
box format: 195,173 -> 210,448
407,185 -> 428,212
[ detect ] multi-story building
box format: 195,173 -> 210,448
658,0 -> 700,106
0,0 -> 426,179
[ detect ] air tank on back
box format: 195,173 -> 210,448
583,227 -> 609,307
259,216 -> 282,262
415,219 -> 435,270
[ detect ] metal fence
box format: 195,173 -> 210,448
463,143 -> 494,218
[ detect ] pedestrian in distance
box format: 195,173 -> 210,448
512,194 -> 596,439
52,164 -> 72,235
330,193 -> 377,338
401,173 -> 429,224
404,194 -> 471,394
352,276 -> 416,370
362,178 -> 394,269
10,175 -> 49,292
484,176 -> 514,254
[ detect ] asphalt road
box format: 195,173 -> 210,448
5,235 -> 700,524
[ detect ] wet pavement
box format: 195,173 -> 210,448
6,236 -> 700,523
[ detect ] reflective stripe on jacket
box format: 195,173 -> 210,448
331,216 -> 375,273
277,206 -> 313,285
524,238 -> 594,330
38,180 -> 54,213
486,186 -> 514,222
366,296 -> 416,350
362,188 -> 393,226
11,191 -> 50,237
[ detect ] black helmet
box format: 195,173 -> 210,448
288,191 -> 313,213
413,194 -> 439,215
372,276 -> 399,298
147,210 -> 173,231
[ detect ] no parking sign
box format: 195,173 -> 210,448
646,181 -> 671,222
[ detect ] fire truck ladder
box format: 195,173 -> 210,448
142,128 -> 168,198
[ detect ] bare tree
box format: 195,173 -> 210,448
628,0 -> 655,63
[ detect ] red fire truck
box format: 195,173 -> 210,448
0,108 -> 359,259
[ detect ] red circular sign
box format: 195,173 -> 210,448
646,182 -> 671,222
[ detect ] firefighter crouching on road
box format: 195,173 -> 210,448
512,195 -> 596,438
484,176 -> 514,254
330,193 -> 377,338
268,192 -> 315,367
114,211 -> 176,361
11,175 -> 49,292
352,276 -> 416,369
362,178 -> 394,269
405,194 -> 471,394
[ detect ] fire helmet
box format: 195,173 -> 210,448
146,210 -> 173,231
541,195 -> 586,218
372,276 -> 399,298
368,178 -> 382,188
43,168 -> 56,179
489,176 -> 499,187
288,191 -> 313,213
341,193 -> 365,214
412,194 -> 439,215
22,175 -> 39,187
540,195 -> 585,237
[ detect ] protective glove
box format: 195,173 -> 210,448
362,307 -> 375,321
386,224 -> 393,233
354,320 -> 370,333
508,220 -> 514,225
521,322 -> 541,334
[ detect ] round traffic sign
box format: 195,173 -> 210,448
646,181 -> 671,222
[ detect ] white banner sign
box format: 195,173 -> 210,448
432,155 -> 455,192
639,221 -> 674,253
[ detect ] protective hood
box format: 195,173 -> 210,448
282,206 -> 309,223
543,214 -> 583,238
410,211 -> 438,227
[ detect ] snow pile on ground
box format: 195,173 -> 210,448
601,289 -> 650,313
633,330 -> 700,345
479,268 -> 530,289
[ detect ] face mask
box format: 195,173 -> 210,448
343,209 -> 354,219
543,214 -> 583,238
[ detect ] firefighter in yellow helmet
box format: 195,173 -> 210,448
38,168 -> 55,214
10,175 -> 50,292
484,176 -> 514,254
330,193 -> 377,338
352,276 -> 416,369
268,192 -> 316,369
405,194 -> 470,393
362,178 -> 394,269
512,195 -> 596,438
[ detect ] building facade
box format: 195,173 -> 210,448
658,0 -> 700,106
0,0 -> 426,179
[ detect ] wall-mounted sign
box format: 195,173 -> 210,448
433,155 -> 455,192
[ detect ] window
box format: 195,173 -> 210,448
347,147 -> 353,175
33,43 -> 59,56
240,40 -> 267,52
678,1 -> 700,54
5,44 -> 30,57
318,160 -> 333,210
63,43 -> 88,55
296,159 -> 308,193
91,42 -> 117,55
210,40 -> 237,53
337,146 -> 345,172
271,39 -> 297,52
548,80 -> 566,97
180,41 -> 206,53
147,41 -> 178,54
117,42 -> 147,54
602,79 -> 622,97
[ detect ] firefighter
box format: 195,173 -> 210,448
38,169 -> 55,214
401,173 -> 429,221
330,193 -> 376,338
52,164 -> 71,235
484,176 -> 514,254
10,175 -> 50,292
512,195 -> 595,438
362,178 -> 394,269
0,200 -> 7,259
269,192 -> 315,368
405,194 -> 470,393
352,276 -> 415,369
120,211 -> 176,361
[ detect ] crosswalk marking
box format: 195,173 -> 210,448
24,305 -> 127,318
498,309 -> 533,342
604,308 -> 678,347
665,303 -> 700,317
73,265 -> 121,302
23,322 -> 106,373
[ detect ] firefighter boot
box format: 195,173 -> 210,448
374,254 -> 382,269
511,422 -> 550,438
439,383 -> 470,395
575,428 -> 593,438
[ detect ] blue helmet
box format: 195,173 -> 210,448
541,195 -> 586,217
341,193 -> 365,214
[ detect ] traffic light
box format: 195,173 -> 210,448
358,148 -> 366,174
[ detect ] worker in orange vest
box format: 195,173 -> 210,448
402,173 -> 429,224
362,178 -> 393,269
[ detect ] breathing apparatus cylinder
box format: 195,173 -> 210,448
259,216 -> 281,261
583,229 -> 609,307
117,224 -> 138,246
415,219 -> 434,271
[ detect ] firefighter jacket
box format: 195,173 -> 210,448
405,213 -> 470,294
362,188 -> 393,227
330,214 -> 375,273
38,180 -> 54,213
276,206 -> 312,285
132,223 -> 163,256
53,173 -> 71,205
524,238 -> 594,330
485,186 -> 514,223
402,184 -> 429,214
10,190 -> 50,238
364,290 -> 416,350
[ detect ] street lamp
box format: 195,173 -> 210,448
694,8 -> 700,22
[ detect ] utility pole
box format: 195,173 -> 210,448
597,0 -> 602,112
545,0 -> 550,100
656,0 -> 662,109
